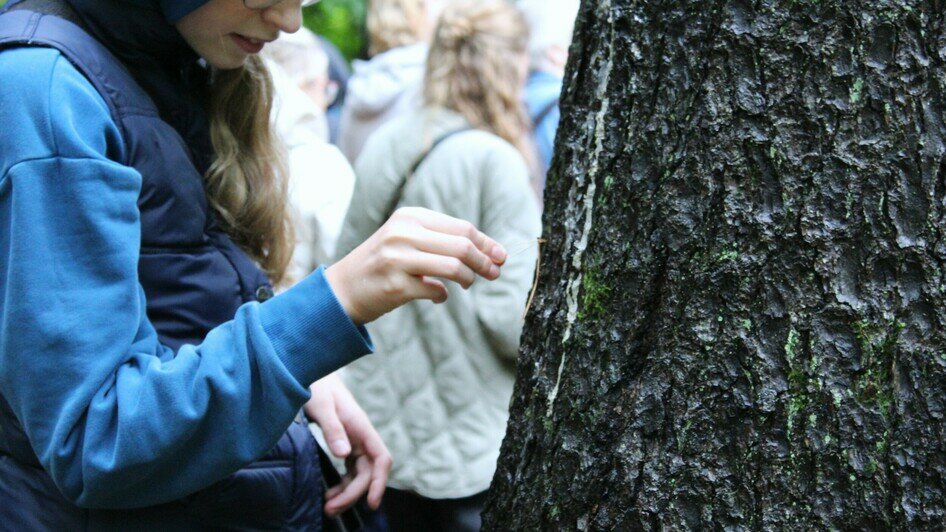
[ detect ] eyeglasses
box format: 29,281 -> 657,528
244,0 -> 320,9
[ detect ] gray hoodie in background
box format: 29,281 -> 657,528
337,42 -> 428,164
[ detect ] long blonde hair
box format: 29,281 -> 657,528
367,0 -> 429,56
424,0 -> 534,166
206,56 -> 294,285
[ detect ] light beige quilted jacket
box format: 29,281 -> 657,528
335,107 -> 542,498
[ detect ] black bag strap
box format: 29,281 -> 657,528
531,96 -> 560,131
382,126 -> 473,222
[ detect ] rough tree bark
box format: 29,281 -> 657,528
484,0 -> 946,529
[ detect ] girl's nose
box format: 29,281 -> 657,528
262,1 -> 303,34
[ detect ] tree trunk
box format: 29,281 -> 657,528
484,0 -> 946,529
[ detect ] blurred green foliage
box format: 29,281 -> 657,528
304,0 -> 367,63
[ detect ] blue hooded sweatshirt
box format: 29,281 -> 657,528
0,0 -> 371,523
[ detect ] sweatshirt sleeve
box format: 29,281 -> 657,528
0,48 -> 371,509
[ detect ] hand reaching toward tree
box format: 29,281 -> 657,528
326,207 -> 508,325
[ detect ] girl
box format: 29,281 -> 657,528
0,0 -> 507,529
335,1 -> 541,530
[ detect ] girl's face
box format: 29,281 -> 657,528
175,0 -> 304,70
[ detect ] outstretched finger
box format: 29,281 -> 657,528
325,473 -> 352,502
403,228 -> 498,280
324,456 -> 372,517
363,441 -> 392,509
402,251 -> 479,289
335,406 -> 391,510
407,209 -> 507,265
308,392 -> 352,458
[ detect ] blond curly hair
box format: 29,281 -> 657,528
367,0 -> 430,56
424,0 -> 535,168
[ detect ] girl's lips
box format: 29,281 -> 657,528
231,34 -> 265,54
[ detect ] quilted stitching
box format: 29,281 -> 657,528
345,293 -> 514,499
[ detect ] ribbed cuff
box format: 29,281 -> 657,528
258,266 -> 373,386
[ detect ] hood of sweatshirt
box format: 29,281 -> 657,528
345,41 -> 427,120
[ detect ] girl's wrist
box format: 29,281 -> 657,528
324,263 -> 366,325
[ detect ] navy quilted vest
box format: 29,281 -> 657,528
0,6 -> 323,530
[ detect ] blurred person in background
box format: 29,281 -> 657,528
265,26 -> 338,142
320,35 -> 352,144
425,0 -> 447,25
519,0 -> 580,189
264,28 -> 354,278
334,1 -> 541,530
337,0 -> 430,163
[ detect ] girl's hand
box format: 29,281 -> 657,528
325,207 -> 507,324
305,373 -> 392,516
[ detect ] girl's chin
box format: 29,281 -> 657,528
203,52 -> 250,71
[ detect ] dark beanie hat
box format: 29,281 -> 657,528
157,0 -> 209,22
